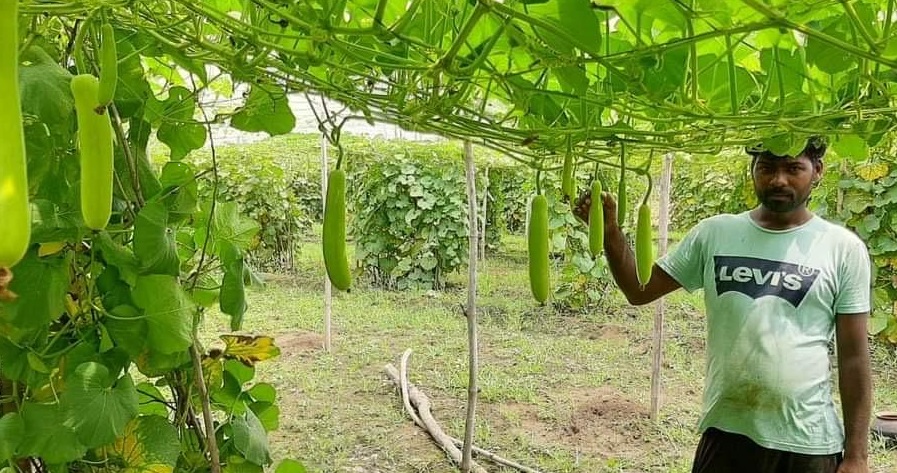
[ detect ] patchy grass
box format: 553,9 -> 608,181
200,233 -> 897,473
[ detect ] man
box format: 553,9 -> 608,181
576,138 -> 873,473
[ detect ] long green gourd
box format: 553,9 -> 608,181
588,180 -> 604,256
71,74 -> 114,230
635,203 -> 654,289
527,194 -> 550,303
323,169 -> 351,290
0,1 -> 31,269
96,23 -> 118,107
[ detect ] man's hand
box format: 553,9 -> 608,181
837,456 -> 868,473
572,188 -> 592,223
572,186 -> 618,229
835,313 -> 872,472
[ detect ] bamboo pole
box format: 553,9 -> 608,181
461,141 -> 480,472
650,152 -> 674,421
479,167 -> 489,262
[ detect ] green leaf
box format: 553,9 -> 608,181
19,46 -> 74,127
248,383 -> 276,403
121,118 -> 165,200
151,87 -> 207,160
862,214 -> 881,234
159,162 -> 199,221
275,459 -> 307,473
134,201 -> 180,276
135,349 -> 191,378
762,133 -> 795,157
135,382 -> 170,417
158,121 -> 207,162
98,324 -> 115,353
191,272 -> 220,308
97,266 -> 137,314
760,47 -> 806,107
553,67 -> 590,96
94,232 -> 140,287
61,362 -> 139,448
224,359 -> 255,385
195,201 -> 260,254
19,402 -> 86,463
881,185 -> 897,205
249,402 -> 279,432
105,305 -> 148,357
557,0 -> 601,53
29,200 -> 80,244
232,409 -> 271,466
871,235 -> 897,254
842,191 -> 872,214
132,275 -> 194,354
211,369 -> 246,414
100,415 -> 180,472
832,135 -> 869,161
805,22 -> 856,74
223,456 -> 264,473
0,250 -> 69,328
572,253 -> 595,273
0,337 -> 33,383
230,85 -> 296,136
27,351 -> 50,373
111,35 -> 153,118
641,47 -> 689,101
0,413 -> 23,460
869,313 -> 890,335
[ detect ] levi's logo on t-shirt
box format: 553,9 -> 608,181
713,256 -> 820,307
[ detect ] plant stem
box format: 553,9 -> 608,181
108,104 -> 145,208
189,342 -> 221,473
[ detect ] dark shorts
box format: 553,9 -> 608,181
692,427 -> 842,473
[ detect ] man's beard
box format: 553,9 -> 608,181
755,188 -> 809,213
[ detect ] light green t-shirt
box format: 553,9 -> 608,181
657,211 -> 871,455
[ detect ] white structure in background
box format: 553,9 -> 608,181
203,90 -> 442,146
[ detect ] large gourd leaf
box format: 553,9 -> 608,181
131,275 -> 193,354
232,409 -> 271,466
19,46 -> 73,127
100,415 -> 180,473
133,201 -> 180,276
0,413 -> 23,460
230,84 -> 296,136
0,250 -> 69,329
19,402 -> 86,463
148,87 -> 207,161
61,362 -> 139,448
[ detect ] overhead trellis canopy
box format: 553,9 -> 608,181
23,0 -> 897,165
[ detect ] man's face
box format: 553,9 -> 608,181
751,154 -> 822,213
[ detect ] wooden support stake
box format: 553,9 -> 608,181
650,152 -> 674,421
462,141 -> 480,472
479,166 -> 489,262
190,343 -> 221,473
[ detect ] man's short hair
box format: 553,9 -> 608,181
745,136 -> 827,163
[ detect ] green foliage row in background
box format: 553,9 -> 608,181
184,134 -> 648,309
819,159 -> 897,343
186,134 -> 526,278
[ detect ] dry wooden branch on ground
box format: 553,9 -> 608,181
384,359 -> 545,473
